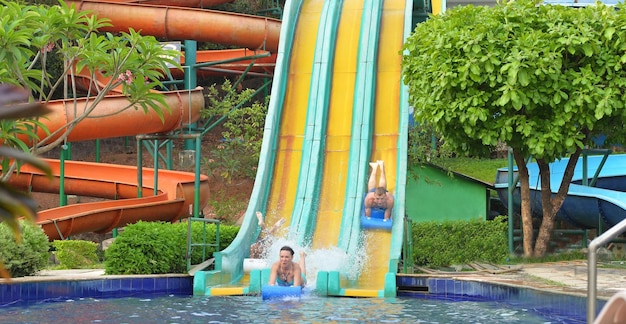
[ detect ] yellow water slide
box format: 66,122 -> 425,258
309,0 -> 361,249
263,0 -> 322,246
317,0 -> 410,298
348,0 -> 408,295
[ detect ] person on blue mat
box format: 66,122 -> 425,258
250,211 -> 285,259
269,246 -> 307,287
364,160 -> 395,222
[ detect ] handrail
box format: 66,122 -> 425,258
403,215 -> 414,273
587,217 -> 626,323
186,217 -> 221,272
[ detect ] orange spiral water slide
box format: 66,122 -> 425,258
6,0 -> 282,240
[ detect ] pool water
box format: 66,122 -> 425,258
0,293 -> 575,323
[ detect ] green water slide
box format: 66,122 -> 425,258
290,0 -> 343,245
317,0 -> 412,297
193,0 -> 304,296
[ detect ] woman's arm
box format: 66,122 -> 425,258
292,264 -> 303,287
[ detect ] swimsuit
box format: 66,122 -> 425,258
276,277 -> 293,287
276,273 -> 306,287
275,274 -> 307,287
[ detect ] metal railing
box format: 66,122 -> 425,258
587,217 -> 626,323
186,217 -> 220,272
403,215 -> 414,274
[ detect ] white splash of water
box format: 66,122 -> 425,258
255,230 -> 369,287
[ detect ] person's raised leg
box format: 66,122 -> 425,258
299,250 -> 307,286
368,162 -> 378,191
256,211 -> 264,228
378,160 -> 387,189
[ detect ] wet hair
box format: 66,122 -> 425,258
280,245 -> 295,256
375,187 -> 386,196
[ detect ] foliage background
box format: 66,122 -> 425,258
104,221 -> 238,274
0,220 -> 49,277
412,216 -> 508,268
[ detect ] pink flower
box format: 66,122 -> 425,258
117,70 -> 134,85
41,42 -> 55,53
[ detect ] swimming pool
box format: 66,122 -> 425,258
0,275 -> 596,323
0,293 -> 581,323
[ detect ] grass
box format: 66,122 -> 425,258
436,157 -> 509,183
524,274 -> 568,287
506,250 -> 587,264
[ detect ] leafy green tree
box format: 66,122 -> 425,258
0,0 -> 182,274
402,0 -> 626,257
201,80 -> 268,183
0,0 -> 181,177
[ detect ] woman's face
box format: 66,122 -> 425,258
279,250 -> 293,264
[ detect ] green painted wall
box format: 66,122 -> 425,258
405,165 -> 489,222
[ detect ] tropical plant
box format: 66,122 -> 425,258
0,84 -> 52,278
0,0 -> 182,173
201,80 -> 267,183
402,0 -> 626,257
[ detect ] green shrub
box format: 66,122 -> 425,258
105,220 -> 239,275
105,221 -> 179,275
52,240 -> 99,269
0,220 -> 49,277
412,216 -> 508,268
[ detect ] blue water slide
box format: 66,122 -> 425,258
495,154 -> 626,230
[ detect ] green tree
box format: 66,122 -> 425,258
402,0 -> 626,257
201,80 -> 268,183
0,0 -> 182,274
0,0 -> 181,177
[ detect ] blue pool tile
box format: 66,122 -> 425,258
168,277 -> 181,292
0,283 -> 10,304
42,281 -> 69,301
445,279 -> 455,295
120,278 -> 133,293
154,278 -> 167,293
81,280 -> 102,298
130,278 -> 143,292
453,280 -> 462,295
141,278 -> 155,293
23,283 -> 38,302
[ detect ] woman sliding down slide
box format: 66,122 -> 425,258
268,246 -> 306,287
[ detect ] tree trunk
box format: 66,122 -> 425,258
533,149 -> 582,257
513,150 -> 533,257
534,159 -> 556,257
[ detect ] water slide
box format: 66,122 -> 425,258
495,154 -> 626,231
2,0 -> 283,240
195,0 -> 411,298
72,48 -> 277,95
3,88 -> 209,240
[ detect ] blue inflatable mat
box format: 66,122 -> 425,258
360,200 -> 392,231
262,285 -> 303,300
